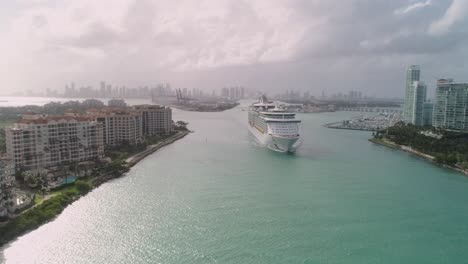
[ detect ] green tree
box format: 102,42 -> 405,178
75,181 -> 92,194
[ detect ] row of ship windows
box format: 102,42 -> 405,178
271,125 -> 298,132
271,129 -> 298,132
252,116 -> 267,130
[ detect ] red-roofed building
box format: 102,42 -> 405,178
5,114 -> 104,171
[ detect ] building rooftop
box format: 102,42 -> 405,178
16,115 -> 93,125
87,107 -> 140,117
437,79 -> 468,87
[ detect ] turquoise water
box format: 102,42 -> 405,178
61,176 -> 77,185
2,107 -> 468,263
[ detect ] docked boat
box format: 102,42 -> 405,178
248,95 -> 301,152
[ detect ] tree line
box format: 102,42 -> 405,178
376,122 -> 468,167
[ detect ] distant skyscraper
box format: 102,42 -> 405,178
404,65 -> 426,125
221,87 -> 229,98
433,79 -> 468,131
100,81 -> 106,97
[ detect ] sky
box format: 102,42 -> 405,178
0,0 -> 467,97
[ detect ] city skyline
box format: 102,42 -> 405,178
44,81 -> 250,100
1,1 -> 468,97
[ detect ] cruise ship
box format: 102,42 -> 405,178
248,95 -> 301,152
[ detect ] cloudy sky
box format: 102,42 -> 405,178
0,0 -> 467,97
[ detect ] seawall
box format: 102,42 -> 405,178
126,131 -> 189,167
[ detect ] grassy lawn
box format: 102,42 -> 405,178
50,177 -> 93,195
33,195 -> 43,205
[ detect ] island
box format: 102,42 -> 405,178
0,100 -> 190,246
171,101 -> 239,112
370,122 -> 468,175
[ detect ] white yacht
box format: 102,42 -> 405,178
248,95 -> 301,152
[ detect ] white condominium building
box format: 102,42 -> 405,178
408,81 -> 427,126
433,79 -> 468,131
403,65 -> 428,125
134,105 -> 173,136
5,114 -> 104,171
90,109 -> 144,146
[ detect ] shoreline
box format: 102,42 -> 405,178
0,131 -> 189,247
324,123 -> 375,131
126,131 -> 189,167
369,138 -> 468,176
170,104 -> 239,112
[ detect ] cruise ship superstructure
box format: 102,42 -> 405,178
248,95 -> 301,152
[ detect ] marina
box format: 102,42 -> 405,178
324,112 -> 403,131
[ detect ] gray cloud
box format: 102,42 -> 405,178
1,0 -> 468,97
394,0 -> 433,15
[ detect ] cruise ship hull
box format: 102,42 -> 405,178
248,124 -> 299,153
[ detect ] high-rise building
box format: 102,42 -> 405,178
432,79 -> 468,131
134,105 -> 173,136
89,109 -> 143,146
229,87 -> 235,99
403,66 -> 426,125
5,114 -> 104,171
221,88 -> 229,98
423,102 -> 433,126
413,81 -> 427,126
404,65 -> 421,123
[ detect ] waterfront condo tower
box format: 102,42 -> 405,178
433,79 -> 468,131
405,81 -> 427,126
404,65 -> 427,125
88,109 -> 144,147
5,114 -> 105,171
133,105 -> 173,136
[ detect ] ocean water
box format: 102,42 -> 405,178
1,106 -> 468,263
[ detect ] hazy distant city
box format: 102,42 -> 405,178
9,80 -> 403,106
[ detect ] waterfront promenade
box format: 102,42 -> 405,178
126,131 -> 189,167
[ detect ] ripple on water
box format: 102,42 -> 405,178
3,111 -> 468,263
